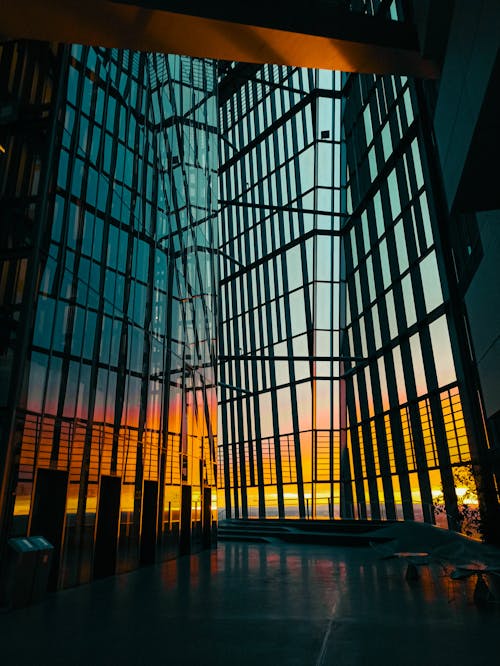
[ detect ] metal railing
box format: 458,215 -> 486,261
217,499 -> 482,540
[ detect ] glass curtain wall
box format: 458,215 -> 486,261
341,0 -> 478,531
342,67 -> 472,527
218,0 -> 483,532
0,40 -> 66,563
0,44 -> 218,589
218,64 -> 346,519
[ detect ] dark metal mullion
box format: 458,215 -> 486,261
363,302 -> 397,518
132,53 -> 152,546
218,184 -> 233,510
400,337 -> 434,521
338,155 -> 353,513
17,52 -> 39,196
329,122 -> 340,510
279,101 -> 306,518
339,86 -> 354,518
76,62 -> 119,544
160,247 -> 176,530
223,147 -> 241,518
227,280 -> 241,517
228,386 -> 240,518
231,95 -> 249,519
383,176 -> 433,520
401,149 -> 460,528
1,44 -> 26,198
293,102 -> 315,386
343,236 -> 367,517
219,355 -> 232,516
427,385 -> 460,525
273,120 -> 302,517
111,54 -> 134,477
362,314 -> 397,518
352,221 -> 381,518
345,380 -> 366,518
261,177 -> 285,518
245,110 -> 266,517
357,212 -> 414,517
49,48 -> 92,466
240,139 -> 258,491
253,100 -> 284,518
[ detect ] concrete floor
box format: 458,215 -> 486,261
0,541 -> 498,665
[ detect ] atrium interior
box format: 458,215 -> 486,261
0,0 -> 500,663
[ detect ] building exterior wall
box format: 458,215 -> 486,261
427,0 -> 500,537
0,43 -> 218,588
463,211 -> 500,420
432,0 -> 500,212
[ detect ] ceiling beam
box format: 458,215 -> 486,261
0,0 -> 439,77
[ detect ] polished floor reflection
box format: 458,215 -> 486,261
0,541 -> 497,665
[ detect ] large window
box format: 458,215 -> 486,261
219,53 -> 476,529
218,65 -> 346,519
3,46 -> 218,587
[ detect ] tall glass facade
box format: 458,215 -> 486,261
342,68 -> 471,526
0,1 -> 496,598
0,43 -> 218,588
218,64 -> 347,519
218,52 -> 481,530
341,0 -> 485,532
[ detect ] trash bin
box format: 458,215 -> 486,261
29,536 -> 54,603
3,537 -> 38,609
2,536 -> 54,609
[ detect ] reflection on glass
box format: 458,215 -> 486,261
8,47 -> 218,588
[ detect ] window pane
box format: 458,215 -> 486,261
429,316 -> 456,387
